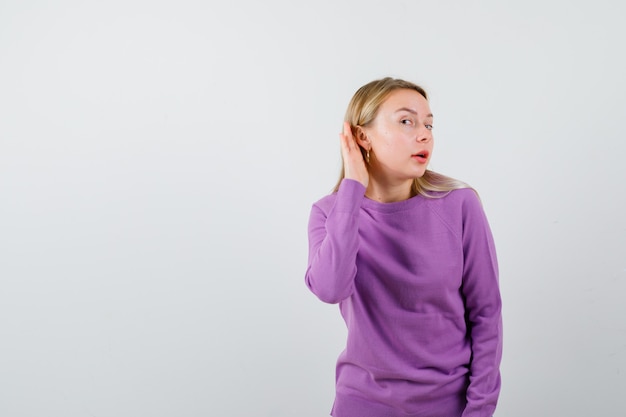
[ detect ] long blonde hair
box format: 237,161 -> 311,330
333,77 -> 470,198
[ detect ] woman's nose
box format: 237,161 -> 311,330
417,129 -> 432,142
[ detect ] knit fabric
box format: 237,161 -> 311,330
305,179 -> 502,417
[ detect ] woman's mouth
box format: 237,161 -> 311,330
412,150 -> 429,163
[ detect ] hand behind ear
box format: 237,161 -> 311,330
340,122 -> 369,188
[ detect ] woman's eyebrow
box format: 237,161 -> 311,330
395,107 -> 434,118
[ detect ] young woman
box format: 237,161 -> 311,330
305,77 -> 502,417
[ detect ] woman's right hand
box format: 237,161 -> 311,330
340,122 -> 369,188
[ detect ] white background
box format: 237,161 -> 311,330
1,1 -> 625,416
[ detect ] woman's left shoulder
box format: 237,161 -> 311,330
435,187 -> 481,207
429,188 -> 485,220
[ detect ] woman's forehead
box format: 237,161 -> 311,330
381,89 -> 431,114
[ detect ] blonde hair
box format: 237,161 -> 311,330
333,77 -> 470,198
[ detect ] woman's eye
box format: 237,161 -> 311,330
401,119 -> 412,125
425,124 -> 434,130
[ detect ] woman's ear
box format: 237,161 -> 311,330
354,126 -> 371,150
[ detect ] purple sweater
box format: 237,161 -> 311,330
305,179 -> 502,417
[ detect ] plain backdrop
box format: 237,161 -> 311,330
1,1 -> 625,416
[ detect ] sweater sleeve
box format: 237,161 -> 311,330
304,179 -> 366,304
459,192 -> 503,417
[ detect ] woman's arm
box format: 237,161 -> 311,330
305,179 -> 365,304
460,192 -> 503,417
305,123 -> 369,304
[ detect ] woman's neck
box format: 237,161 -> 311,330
365,178 -> 414,203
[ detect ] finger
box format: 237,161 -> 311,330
343,122 -> 353,141
341,135 -> 357,160
340,134 -> 353,162
339,132 -> 348,154
339,124 -> 351,151
343,122 -> 357,151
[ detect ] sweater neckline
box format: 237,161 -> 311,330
360,193 -> 427,213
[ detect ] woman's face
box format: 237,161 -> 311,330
360,88 -> 434,183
